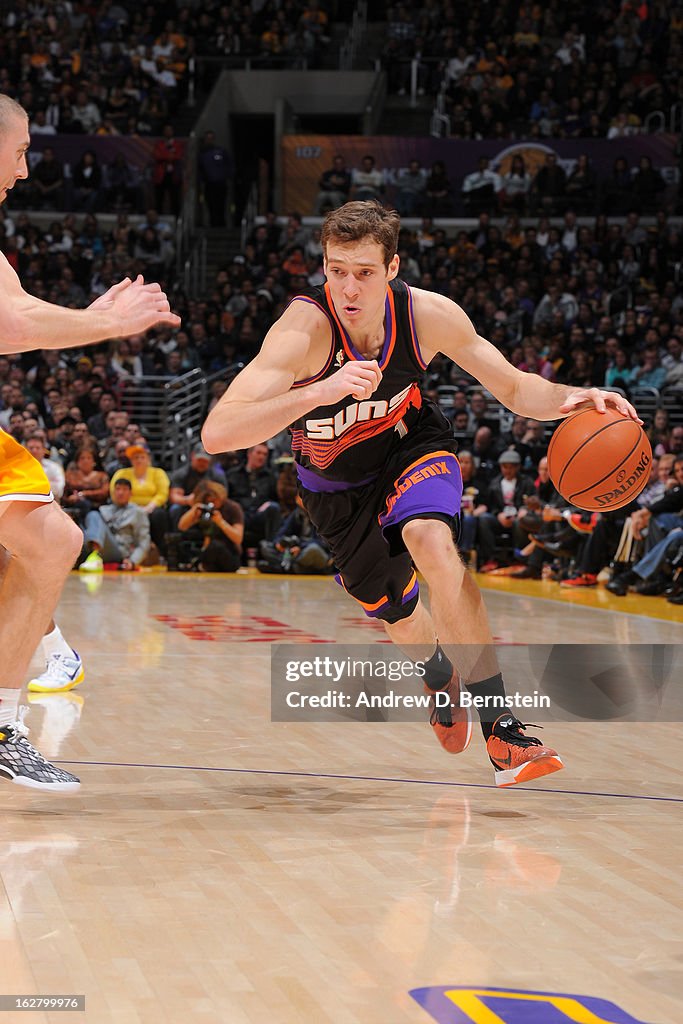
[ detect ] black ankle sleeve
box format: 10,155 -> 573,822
465,673 -> 507,740
423,644 -> 453,691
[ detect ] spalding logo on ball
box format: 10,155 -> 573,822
547,408 -> 652,512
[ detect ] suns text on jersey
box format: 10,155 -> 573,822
305,385 -> 413,441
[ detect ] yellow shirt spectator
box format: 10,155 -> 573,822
111,445 -> 170,513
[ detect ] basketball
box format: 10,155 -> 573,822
547,408 -> 652,511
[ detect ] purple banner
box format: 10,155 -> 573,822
283,134 -> 678,214
24,135 -> 186,176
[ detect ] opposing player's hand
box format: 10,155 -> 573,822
559,387 -> 643,424
88,277 -> 132,311
101,274 -> 181,333
315,360 -> 382,405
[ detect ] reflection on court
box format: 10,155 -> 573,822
1,574 -> 680,1024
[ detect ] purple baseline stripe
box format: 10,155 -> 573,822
295,462 -> 378,492
54,760 -> 683,802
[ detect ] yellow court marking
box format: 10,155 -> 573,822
445,989 -> 638,1024
476,573 -> 682,624
70,568 -> 682,623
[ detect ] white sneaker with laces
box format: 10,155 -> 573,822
0,707 -> 80,791
28,652 -> 84,693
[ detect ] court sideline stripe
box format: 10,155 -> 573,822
55,761 -> 683,802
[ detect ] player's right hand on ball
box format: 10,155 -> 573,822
108,275 -> 181,334
316,360 -> 382,404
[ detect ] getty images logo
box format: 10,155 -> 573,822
593,450 -> 651,507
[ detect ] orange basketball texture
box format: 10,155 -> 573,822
547,409 -> 652,512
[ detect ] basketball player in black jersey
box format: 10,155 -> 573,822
203,202 -> 640,787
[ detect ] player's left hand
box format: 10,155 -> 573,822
88,275 -> 164,312
559,387 -> 643,424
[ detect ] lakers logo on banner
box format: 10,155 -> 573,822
409,986 -> 656,1024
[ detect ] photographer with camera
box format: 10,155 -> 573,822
257,499 -> 334,575
176,480 -> 243,572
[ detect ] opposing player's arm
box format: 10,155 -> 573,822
202,302 -> 383,453
0,253 -> 179,353
414,289 -> 640,422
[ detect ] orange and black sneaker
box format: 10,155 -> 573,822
426,674 -> 473,755
487,714 -> 563,788
560,572 -> 598,588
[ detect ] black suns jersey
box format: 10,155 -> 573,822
289,278 -> 430,484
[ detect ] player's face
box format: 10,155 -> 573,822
324,239 -> 399,332
0,115 -> 30,205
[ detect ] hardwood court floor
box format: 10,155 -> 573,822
1,572 -> 681,1024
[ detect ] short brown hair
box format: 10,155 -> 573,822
322,201 -> 400,268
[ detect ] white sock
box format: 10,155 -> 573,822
0,688 -> 20,728
42,624 -> 76,662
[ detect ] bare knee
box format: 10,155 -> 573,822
401,518 -> 462,579
47,508 -> 83,568
0,502 -> 82,571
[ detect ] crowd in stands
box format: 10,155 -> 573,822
0,1 -> 681,597
1,2 -> 190,137
316,150 -> 678,219
1,0 -> 343,135
1,193 -> 681,596
378,0 -> 682,141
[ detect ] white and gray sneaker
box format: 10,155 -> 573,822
28,651 -> 84,693
0,707 -> 80,791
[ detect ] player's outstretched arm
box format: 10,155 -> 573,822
0,257 -> 180,354
414,289 -> 641,423
202,302 -> 382,453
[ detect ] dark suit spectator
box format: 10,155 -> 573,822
72,150 -> 102,212
422,160 -> 455,217
472,426 -> 499,482
462,157 -> 501,216
32,148 -> 65,210
315,155 -> 351,214
475,450 -> 536,571
565,154 -> 597,214
226,443 -> 280,551
105,154 -> 140,211
631,156 -> 666,213
199,130 -> 233,227
87,393 -> 118,440
467,391 -> 499,436
530,153 -> 567,214
601,157 -> 635,215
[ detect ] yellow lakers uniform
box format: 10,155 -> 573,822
0,428 -> 53,504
